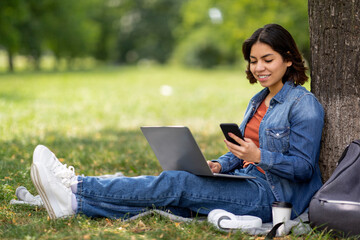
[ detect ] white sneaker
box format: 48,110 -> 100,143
33,145 -> 76,187
31,162 -> 75,219
33,145 -> 63,169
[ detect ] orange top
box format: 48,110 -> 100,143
243,100 -> 267,174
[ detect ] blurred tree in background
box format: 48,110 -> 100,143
114,0 -> 185,64
0,0 -> 309,72
0,0 -> 28,71
0,0 -> 98,71
173,0 -> 309,68
42,0 -> 98,69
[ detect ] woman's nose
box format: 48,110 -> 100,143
255,62 -> 265,71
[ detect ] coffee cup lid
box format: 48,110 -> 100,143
272,201 -> 292,208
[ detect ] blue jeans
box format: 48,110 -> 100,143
75,165 -> 276,222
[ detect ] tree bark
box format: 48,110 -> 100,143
308,0 -> 360,181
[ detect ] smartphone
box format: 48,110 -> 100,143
220,123 -> 244,146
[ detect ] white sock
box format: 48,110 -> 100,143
71,194 -> 77,213
70,176 -> 78,193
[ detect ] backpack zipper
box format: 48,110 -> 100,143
319,199 -> 360,206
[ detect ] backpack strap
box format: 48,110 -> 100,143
265,222 -> 284,239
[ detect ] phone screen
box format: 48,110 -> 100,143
220,123 -> 244,146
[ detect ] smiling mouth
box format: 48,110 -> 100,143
258,74 -> 270,80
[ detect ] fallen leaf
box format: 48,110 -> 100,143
105,218 -> 113,226
83,234 -> 91,240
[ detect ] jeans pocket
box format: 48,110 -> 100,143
265,127 -> 290,152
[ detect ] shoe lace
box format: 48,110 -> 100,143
52,162 -> 77,188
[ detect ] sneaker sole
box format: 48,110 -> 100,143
31,163 -> 56,219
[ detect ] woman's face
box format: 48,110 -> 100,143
249,42 -> 292,93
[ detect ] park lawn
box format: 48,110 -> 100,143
1,65 -> 325,239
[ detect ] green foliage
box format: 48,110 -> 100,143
172,26 -> 236,68
42,0 -> 99,61
0,0 -> 99,71
0,0 -> 309,71
0,0 -> 29,71
173,0 -> 310,67
91,0 -> 121,61
0,0 -> 28,49
115,0 -> 185,64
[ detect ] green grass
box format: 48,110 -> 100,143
0,65 -> 336,239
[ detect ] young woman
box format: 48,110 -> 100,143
30,24 -> 324,223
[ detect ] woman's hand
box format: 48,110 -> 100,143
225,133 -> 261,163
207,161 -> 222,173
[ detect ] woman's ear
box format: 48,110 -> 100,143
286,51 -> 292,67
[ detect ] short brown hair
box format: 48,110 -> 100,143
242,24 -> 308,85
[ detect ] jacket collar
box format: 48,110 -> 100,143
251,81 -> 294,105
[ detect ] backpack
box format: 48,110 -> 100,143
309,139 -> 360,237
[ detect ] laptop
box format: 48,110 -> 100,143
141,126 -> 255,179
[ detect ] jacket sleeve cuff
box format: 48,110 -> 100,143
213,152 -> 243,173
257,149 -> 274,170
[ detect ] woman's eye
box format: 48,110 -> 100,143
265,59 -> 273,63
250,61 -> 257,64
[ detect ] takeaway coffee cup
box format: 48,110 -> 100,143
272,201 -> 292,236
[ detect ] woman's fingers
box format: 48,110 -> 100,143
224,137 -> 261,163
228,133 -> 246,146
207,161 -> 221,173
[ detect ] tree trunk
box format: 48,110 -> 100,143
308,0 -> 360,181
7,49 -> 14,72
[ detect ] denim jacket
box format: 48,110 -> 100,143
216,81 -> 324,216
